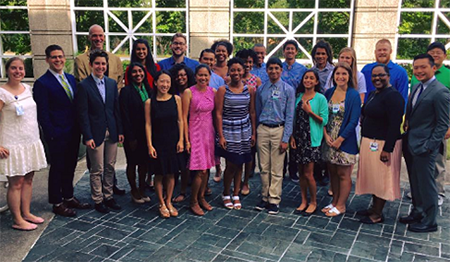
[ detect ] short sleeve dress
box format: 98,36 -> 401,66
188,86 -> 215,170
150,94 -> 185,175
0,84 -> 47,176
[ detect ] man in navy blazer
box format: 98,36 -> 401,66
34,45 -> 91,217
76,50 -> 124,213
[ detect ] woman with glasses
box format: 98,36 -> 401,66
355,64 -> 404,224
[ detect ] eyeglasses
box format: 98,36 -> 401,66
371,73 -> 388,78
172,42 -> 185,46
50,55 -> 64,60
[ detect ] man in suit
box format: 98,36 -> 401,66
74,24 -> 126,195
401,53 -> 450,232
77,50 -> 124,213
33,45 -> 91,217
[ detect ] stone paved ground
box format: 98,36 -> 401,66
24,170 -> 450,262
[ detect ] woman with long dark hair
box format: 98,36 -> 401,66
125,39 -> 160,88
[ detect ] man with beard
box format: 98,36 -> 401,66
159,33 -> 199,71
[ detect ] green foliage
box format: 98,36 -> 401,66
0,0 -> 30,55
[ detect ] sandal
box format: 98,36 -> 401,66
241,184 -> 250,196
325,207 -> 344,217
321,204 -> 334,213
12,222 -> 37,231
167,204 -> 179,217
304,204 -> 317,216
190,203 -> 205,216
222,195 -> 233,209
360,214 -> 384,224
159,205 -> 170,219
232,196 -> 241,210
199,198 -> 213,211
173,193 -> 186,203
23,216 -> 44,224
295,203 -> 308,214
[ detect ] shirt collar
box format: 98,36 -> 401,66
49,68 -> 65,78
169,56 -> 186,65
312,62 -> 333,72
91,73 -> 104,84
422,76 -> 436,90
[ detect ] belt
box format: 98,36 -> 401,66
261,123 -> 284,128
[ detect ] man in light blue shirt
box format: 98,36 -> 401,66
281,40 -> 307,89
158,33 -> 199,72
198,48 -> 225,89
251,44 -> 269,84
255,57 -> 295,215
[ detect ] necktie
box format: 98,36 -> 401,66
413,84 -> 423,107
59,75 -> 73,101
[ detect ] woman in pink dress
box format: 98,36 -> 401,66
182,64 -> 216,216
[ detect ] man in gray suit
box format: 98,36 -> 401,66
400,54 -> 450,232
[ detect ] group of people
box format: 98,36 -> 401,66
0,23 -> 448,234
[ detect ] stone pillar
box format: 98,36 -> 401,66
28,0 -> 73,79
353,0 -> 400,69
189,0 -> 230,60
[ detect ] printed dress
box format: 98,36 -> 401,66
322,100 -> 357,165
188,86 -> 216,170
216,85 -> 252,165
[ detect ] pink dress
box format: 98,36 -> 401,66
188,86 -> 215,170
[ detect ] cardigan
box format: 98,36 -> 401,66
324,86 -> 361,154
295,92 -> 329,147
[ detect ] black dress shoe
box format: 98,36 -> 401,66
360,214 -> 384,224
53,203 -> 76,217
399,215 -> 422,224
95,203 -> 110,214
408,223 -> 438,233
64,197 -> 92,209
113,186 -> 126,195
105,198 -> 121,210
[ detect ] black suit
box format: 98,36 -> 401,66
33,70 -> 80,204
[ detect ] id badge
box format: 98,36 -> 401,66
332,104 -> 340,114
272,90 -> 280,100
15,103 -> 24,116
370,142 -> 378,152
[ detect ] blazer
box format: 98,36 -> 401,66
324,86 -> 361,154
119,84 -> 149,143
76,75 -> 123,146
33,70 -> 80,142
405,79 -> 450,156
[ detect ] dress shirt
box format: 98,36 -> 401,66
209,72 -> 226,89
92,74 -> 106,103
256,79 -> 295,143
158,56 -> 199,72
410,65 -> 450,90
361,60 -> 409,103
48,69 -> 74,96
282,61 -> 307,90
312,62 -> 335,90
251,63 -> 269,84
412,76 -> 436,106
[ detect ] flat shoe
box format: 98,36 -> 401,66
23,216 -> 44,224
190,203 -> 205,216
304,205 -> 317,216
360,215 -> 384,224
167,205 -> 178,217
12,223 -> 37,231
159,205 -> 170,219
241,184 -> 250,196
199,198 -> 213,211
321,204 -> 334,213
172,193 -> 186,203
294,205 -> 307,214
325,207 -> 344,217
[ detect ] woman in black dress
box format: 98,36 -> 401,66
145,70 -> 185,218
120,62 -> 151,204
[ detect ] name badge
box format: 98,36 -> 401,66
15,103 -> 24,116
370,142 -> 378,152
332,104 -> 340,114
272,90 -> 280,100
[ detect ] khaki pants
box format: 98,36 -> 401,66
87,131 -> 118,204
435,139 -> 447,196
257,125 -> 286,205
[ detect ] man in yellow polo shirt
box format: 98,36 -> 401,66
410,42 -> 450,206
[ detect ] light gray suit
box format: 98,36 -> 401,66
403,77 -> 450,226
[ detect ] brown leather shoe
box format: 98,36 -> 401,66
190,203 -> 205,216
64,197 -> 92,209
199,198 -> 213,211
53,203 -> 76,217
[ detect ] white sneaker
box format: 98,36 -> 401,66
438,195 -> 444,206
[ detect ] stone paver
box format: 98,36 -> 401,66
24,170 -> 450,262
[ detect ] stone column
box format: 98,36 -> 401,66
353,0 -> 400,69
188,0 -> 230,60
28,0 -> 73,79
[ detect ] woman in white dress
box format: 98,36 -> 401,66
0,57 -> 47,231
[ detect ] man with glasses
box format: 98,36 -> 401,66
159,33 -> 199,71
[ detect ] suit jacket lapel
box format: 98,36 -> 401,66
411,81 -> 434,115
47,70 -> 72,103
87,75 -> 104,103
